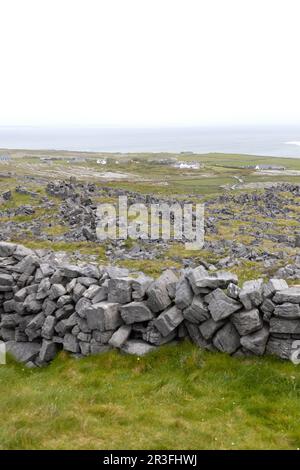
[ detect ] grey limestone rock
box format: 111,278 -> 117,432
205,288 -> 242,321
154,305 -> 183,337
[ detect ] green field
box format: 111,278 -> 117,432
1,342 -> 300,450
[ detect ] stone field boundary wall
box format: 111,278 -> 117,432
0,241 -> 300,367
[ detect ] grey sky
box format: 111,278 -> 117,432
0,0 -> 299,127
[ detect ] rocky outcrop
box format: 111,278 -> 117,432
0,242 -> 300,367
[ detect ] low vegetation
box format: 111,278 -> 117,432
1,342 -> 300,450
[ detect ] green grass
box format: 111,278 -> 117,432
1,342 -> 300,450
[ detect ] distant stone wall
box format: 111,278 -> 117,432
0,242 -> 300,367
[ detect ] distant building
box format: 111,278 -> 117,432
255,164 -> 286,171
243,164 -> 286,171
97,159 -> 107,165
0,153 -> 11,162
173,161 -> 201,170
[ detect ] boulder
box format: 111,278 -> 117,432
121,340 -> 156,356
269,318 -> 300,334
239,279 -> 264,310
175,277 -> 193,310
147,278 -> 172,313
108,325 -> 131,348
213,323 -> 240,354
39,340 -> 58,362
183,296 -> 210,324
274,303 -> 300,319
63,334 -> 79,353
86,302 -> 122,331
142,321 -> 176,345
0,242 -> 17,257
120,302 -> 153,324
154,305 -> 183,337
205,288 -> 242,321
108,277 -> 133,304
6,341 -> 40,363
273,287 -> 300,304
240,327 -> 269,355
264,279 -> 288,298
231,309 -> 263,336
199,318 -> 226,340
266,337 -> 294,360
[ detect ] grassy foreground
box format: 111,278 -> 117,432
1,341 -> 300,450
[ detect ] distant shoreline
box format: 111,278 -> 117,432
1,126 -> 300,157
1,147 -> 300,161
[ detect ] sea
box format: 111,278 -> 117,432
1,126 -> 300,157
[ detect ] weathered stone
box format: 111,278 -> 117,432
12,255 -> 39,275
184,321 -> 216,350
231,309 -> 263,336
154,305 -> 183,337
23,293 -> 42,314
239,279 -> 264,310
273,287 -> 300,304
120,302 -> 153,324
269,318 -> 300,334
146,272 -> 177,312
55,313 -> 78,335
86,302 -> 122,331
79,341 -> 90,356
261,298 -> 275,314
92,330 -> 114,344
43,299 -> 57,316
183,296 -> 210,324
274,303 -> 300,319
57,295 -> 72,308
60,264 -> 81,278
199,318 -> 226,340
77,332 -> 91,342
75,297 -> 92,318
49,284 -> 66,300
0,327 -> 15,341
213,323 -> 240,354
227,282 -> 241,299
132,275 -> 153,301
163,270 -> 179,299
39,340 -> 58,362
6,341 -> 40,363
107,278 -> 133,304
266,337 -> 293,360
77,277 -> 98,287
26,312 -> 45,330
55,305 -> 73,320
41,316 -> 56,339
240,327 -> 269,355
0,313 -> 20,328
264,279 -> 288,298
90,342 -> 112,355
0,242 -> 17,257
142,321 -> 176,345
121,339 -> 156,356
108,325 -> 132,348
14,287 -> 28,302
186,266 -> 237,291
205,288 -> 242,321
0,273 -> 14,286
72,283 -> 86,302
175,277 -> 193,310
63,333 -> 79,353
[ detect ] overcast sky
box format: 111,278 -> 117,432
0,0 -> 300,127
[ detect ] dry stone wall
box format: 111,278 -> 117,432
0,242 -> 300,367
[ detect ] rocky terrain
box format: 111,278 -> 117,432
0,178 -> 299,279
1,241 -> 300,367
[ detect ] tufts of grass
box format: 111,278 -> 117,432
1,342 -> 300,449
